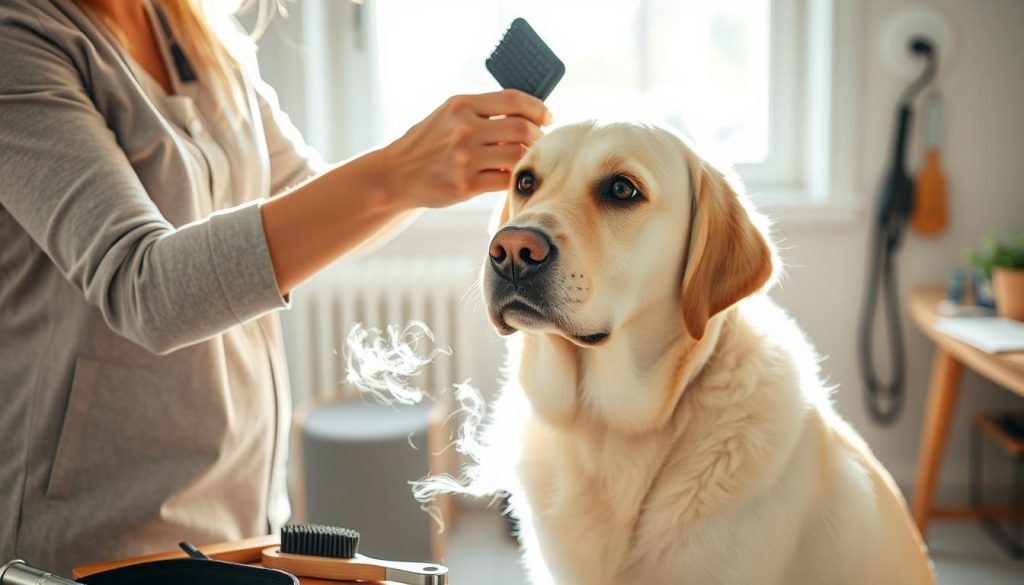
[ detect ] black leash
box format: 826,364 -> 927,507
858,39 -> 936,425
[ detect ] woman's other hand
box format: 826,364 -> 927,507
378,89 -> 553,209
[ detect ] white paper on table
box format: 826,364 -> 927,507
933,316 -> 1024,353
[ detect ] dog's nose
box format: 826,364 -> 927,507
489,227 -> 554,282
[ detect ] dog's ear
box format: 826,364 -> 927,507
680,160 -> 773,340
489,192 -> 511,234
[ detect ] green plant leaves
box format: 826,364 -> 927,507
965,231 -> 1024,278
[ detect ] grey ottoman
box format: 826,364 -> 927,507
300,399 -> 454,562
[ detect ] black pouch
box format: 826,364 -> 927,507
78,558 -> 298,585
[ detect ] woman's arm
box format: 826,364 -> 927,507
0,11 -> 547,354
260,90 -> 552,295
0,18 -> 294,354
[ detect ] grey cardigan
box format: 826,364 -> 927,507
0,0 -> 322,574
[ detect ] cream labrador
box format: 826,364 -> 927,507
478,121 -> 935,585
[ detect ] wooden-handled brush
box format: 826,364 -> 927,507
911,92 -> 948,236
261,525 -> 448,585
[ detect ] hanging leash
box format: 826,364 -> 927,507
858,38 -> 940,425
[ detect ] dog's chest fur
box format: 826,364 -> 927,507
509,304 -> 813,584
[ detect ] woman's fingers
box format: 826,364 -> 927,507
471,170 -> 512,194
477,116 -> 543,146
457,89 -> 553,127
475,144 -> 528,172
379,90 -> 552,208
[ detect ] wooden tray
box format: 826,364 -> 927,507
72,535 -> 388,584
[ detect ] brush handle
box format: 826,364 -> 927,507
261,548 -> 447,585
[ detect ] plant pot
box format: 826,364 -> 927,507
992,267 -> 1024,321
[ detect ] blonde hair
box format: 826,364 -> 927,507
78,0 -> 281,105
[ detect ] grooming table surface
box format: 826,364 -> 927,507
72,535 -> 392,584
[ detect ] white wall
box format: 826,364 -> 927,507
772,0 -> 1024,496
255,0 -> 1024,498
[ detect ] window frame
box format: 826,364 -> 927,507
258,0 -> 864,231
734,0 -> 802,188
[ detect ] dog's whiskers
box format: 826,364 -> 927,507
460,279 -> 485,313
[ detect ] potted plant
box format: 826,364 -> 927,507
966,232 -> 1024,320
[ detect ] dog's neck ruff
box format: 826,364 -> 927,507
593,302 -> 728,432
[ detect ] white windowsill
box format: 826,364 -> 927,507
748,188 -> 865,230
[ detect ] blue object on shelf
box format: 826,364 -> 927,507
946,269 -> 966,303
974,270 -> 997,309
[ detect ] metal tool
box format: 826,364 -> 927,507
1,560 -> 83,585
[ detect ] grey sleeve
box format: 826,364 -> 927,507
252,75 -> 327,195
0,20 -> 288,355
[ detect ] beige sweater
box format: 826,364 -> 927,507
0,0 -> 323,575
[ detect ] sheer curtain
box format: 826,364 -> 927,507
250,0 -> 383,163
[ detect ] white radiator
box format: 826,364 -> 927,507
285,255 -> 484,406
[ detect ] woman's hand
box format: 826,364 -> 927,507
377,89 -> 553,209
261,89 -> 551,294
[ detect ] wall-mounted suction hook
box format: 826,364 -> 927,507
900,36 -> 937,104
878,5 -> 954,77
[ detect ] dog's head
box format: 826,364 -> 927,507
485,121 -> 773,350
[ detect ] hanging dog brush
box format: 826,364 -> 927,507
910,90 -> 948,235
261,524 -> 448,585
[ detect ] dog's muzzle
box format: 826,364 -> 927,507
488,226 -> 556,284
486,226 -> 560,334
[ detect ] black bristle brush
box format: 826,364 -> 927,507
262,524 -> 447,585
280,524 -> 360,559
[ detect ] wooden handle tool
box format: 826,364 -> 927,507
262,548 -> 447,585
911,92 -> 948,235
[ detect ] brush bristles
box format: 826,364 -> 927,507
280,524 -> 360,559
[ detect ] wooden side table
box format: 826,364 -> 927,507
908,286 -> 1024,537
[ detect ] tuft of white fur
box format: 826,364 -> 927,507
411,338 -> 532,506
343,321 -> 514,527
344,321 -> 450,405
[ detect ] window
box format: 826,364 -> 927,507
256,0 -> 858,225
372,0 -> 801,194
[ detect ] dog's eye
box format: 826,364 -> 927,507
607,176 -> 642,203
515,170 -> 537,195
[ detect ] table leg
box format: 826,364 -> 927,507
911,348 -> 964,538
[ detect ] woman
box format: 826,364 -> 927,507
0,0 -> 551,575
